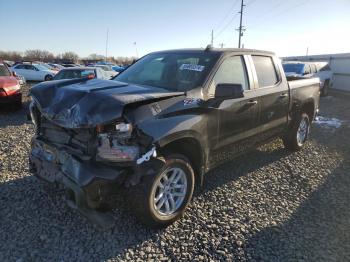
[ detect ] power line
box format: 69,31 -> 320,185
245,0 -> 257,6
214,13 -> 240,40
213,0 -> 240,32
249,0 -> 311,30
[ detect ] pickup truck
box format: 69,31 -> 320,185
29,48 -> 320,228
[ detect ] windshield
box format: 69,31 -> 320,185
283,63 -> 304,74
0,64 -> 11,77
113,52 -> 220,92
53,69 -> 95,80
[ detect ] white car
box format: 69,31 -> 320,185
94,65 -> 118,79
11,63 -> 56,81
282,61 -> 333,96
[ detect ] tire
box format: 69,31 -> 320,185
283,112 -> 310,151
321,80 -> 329,97
130,154 -> 195,227
44,75 -> 53,81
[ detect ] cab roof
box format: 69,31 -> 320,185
151,48 -> 275,56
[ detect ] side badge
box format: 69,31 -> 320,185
184,98 -> 201,106
150,103 -> 162,116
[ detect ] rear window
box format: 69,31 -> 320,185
0,64 -> 11,77
252,56 -> 278,87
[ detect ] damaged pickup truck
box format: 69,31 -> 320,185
29,48 -> 320,227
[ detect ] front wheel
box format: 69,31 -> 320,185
44,75 -> 53,81
283,112 -> 310,151
130,154 -> 195,227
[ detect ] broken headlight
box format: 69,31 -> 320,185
96,122 -> 139,163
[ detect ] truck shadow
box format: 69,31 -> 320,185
198,143 -> 292,195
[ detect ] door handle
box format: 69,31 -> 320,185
279,93 -> 288,98
246,100 -> 258,105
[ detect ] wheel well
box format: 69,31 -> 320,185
159,138 -> 203,179
302,102 -> 315,121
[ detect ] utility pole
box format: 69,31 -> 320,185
220,43 -> 225,48
134,42 -> 139,58
105,29 -> 109,62
237,0 -> 245,48
211,30 -> 214,47
306,47 -> 309,56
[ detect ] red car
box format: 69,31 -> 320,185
0,62 -> 22,108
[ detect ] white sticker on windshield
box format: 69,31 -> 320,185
179,64 -> 205,72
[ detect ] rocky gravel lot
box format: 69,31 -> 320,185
0,84 -> 349,261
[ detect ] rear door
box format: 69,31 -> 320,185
249,55 -> 289,138
208,55 -> 260,167
25,65 -> 39,81
13,64 -> 28,79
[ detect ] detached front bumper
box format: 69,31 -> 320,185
29,138 -> 128,228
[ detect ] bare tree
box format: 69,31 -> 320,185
88,53 -> 105,60
0,51 -> 23,61
24,49 -> 54,62
59,51 -> 79,63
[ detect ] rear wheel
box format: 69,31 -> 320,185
130,154 -> 195,227
44,75 -> 53,81
283,112 -> 310,151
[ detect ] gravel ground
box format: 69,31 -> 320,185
0,84 -> 349,261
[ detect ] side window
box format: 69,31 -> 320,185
211,56 -> 249,91
252,56 -> 278,87
16,64 -> 26,69
25,65 -> 35,70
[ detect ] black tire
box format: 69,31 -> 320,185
44,75 -> 53,81
321,80 -> 329,96
282,112 -> 310,151
129,154 -> 195,227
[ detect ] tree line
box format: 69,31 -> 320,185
0,49 -> 136,65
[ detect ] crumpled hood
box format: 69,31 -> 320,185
30,78 -> 184,128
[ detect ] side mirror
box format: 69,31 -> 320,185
215,83 -> 244,99
12,71 -> 18,77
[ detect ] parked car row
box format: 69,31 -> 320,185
7,61 -> 125,83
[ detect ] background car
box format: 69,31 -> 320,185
11,63 -> 56,81
282,61 -> 333,96
112,65 -> 126,73
0,62 -> 21,108
94,64 -> 118,79
47,63 -> 64,71
53,67 -> 111,80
